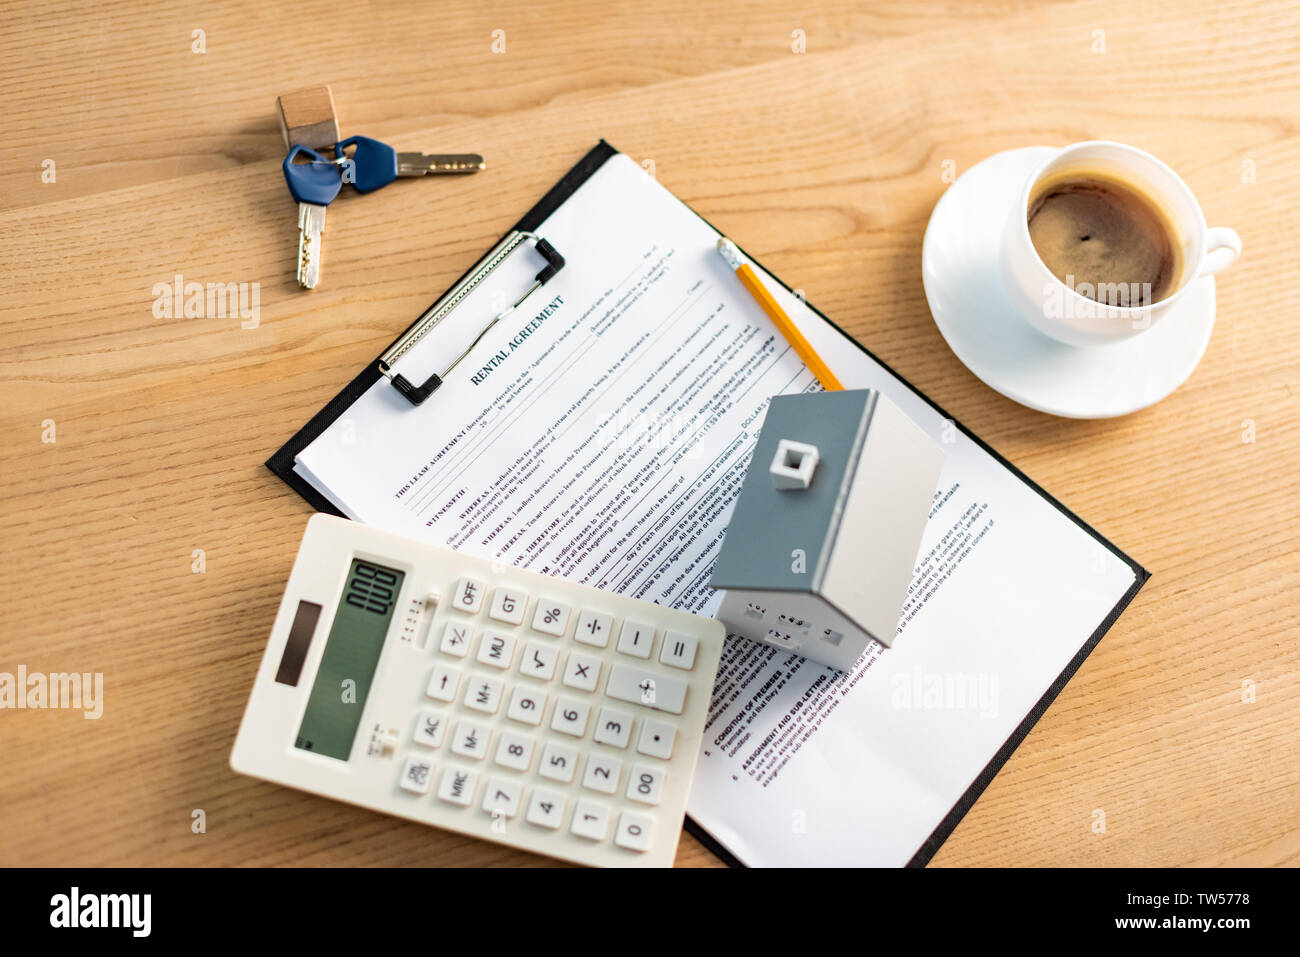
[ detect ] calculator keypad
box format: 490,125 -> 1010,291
390,578 -> 720,867
238,517 -> 726,869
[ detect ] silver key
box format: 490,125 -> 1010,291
396,153 -> 486,176
297,203 -> 327,289
283,146 -> 343,291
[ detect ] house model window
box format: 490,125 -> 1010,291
770,439 -> 820,490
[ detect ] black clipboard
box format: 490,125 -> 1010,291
267,139 -> 1150,868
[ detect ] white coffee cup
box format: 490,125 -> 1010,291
1001,141 -> 1241,347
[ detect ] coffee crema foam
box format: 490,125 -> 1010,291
1028,168 -> 1183,307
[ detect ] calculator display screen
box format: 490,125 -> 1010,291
294,558 -> 405,761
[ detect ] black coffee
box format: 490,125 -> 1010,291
1028,170 -> 1182,307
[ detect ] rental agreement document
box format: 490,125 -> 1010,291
288,151 -> 1144,866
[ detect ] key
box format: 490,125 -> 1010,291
282,146 -> 343,289
334,135 -> 485,194
397,151 -> 486,176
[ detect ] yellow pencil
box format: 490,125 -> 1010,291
715,237 -> 844,391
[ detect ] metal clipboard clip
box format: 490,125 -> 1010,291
376,230 -> 566,405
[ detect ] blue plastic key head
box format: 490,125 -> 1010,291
334,136 -> 399,193
283,145 -> 344,206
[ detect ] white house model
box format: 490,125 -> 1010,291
709,389 -> 945,671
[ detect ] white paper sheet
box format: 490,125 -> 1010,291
294,153 -> 1139,866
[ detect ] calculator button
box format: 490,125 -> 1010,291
488,587 -> 528,625
636,719 -> 677,759
606,664 -> 688,714
436,767 -> 479,806
398,756 -> 434,794
626,765 -> 665,805
525,788 -> 568,829
561,652 -> 602,693
452,576 -> 485,613
412,709 -> 447,749
494,731 -> 535,771
476,631 -> 517,669
592,707 -> 634,749
550,697 -> 591,737
570,799 -> 612,841
451,720 -> 491,760
616,621 -> 656,659
531,599 -> 572,637
482,778 -> 523,819
658,632 -> 698,670
439,622 -> 473,658
520,640 -> 559,681
538,742 -> 579,783
582,754 -> 623,795
574,609 -> 613,647
614,812 -> 654,852
506,686 -> 547,726
464,675 -> 504,714
425,665 -> 461,703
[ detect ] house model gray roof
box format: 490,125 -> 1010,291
710,389 -> 878,593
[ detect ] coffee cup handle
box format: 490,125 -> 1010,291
1202,227 -> 1242,276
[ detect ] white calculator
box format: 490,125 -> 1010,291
231,514 -> 725,867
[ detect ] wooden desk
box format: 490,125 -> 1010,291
2,0 -> 1296,867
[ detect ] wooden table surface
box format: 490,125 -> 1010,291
2,0 -> 1297,868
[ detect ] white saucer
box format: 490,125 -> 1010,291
921,146 -> 1216,418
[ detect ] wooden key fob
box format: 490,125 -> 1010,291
276,85 -> 340,153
